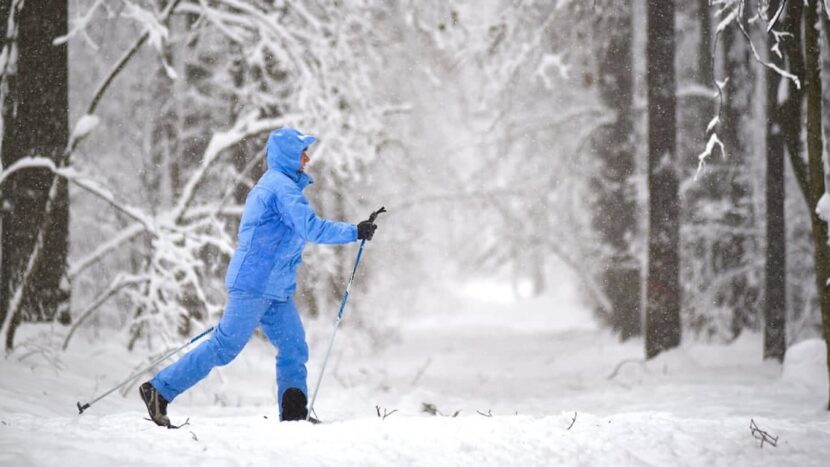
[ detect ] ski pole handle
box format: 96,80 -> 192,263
368,206 -> 386,224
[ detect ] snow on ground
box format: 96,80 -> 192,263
1,274 -> 829,466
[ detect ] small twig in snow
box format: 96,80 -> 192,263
190,431 -> 199,441
375,405 -> 398,420
750,419 -> 779,448
476,410 -> 493,418
607,359 -> 647,380
421,402 -> 460,418
168,417 -> 190,430
567,411 -> 577,430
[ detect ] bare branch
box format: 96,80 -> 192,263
52,0 -> 106,47
767,0 -> 788,32
607,359 -> 647,380
749,419 -> 779,448
734,12 -> 800,88
375,405 -> 398,420
0,158 -> 156,232
566,411 -> 577,430
82,0 -> 184,123
62,275 -> 151,350
68,223 -> 146,280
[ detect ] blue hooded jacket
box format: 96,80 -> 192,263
225,128 -> 358,299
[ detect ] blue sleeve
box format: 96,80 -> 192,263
272,185 -> 358,244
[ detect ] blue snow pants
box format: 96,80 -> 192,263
151,289 -> 309,414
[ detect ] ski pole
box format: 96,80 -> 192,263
76,325 -> 214,415
307,206 -> 386,420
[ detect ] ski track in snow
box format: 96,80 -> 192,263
1,280 -> 829,466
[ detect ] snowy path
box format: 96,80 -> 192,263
2,281 -> 830,466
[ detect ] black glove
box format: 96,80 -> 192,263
357,220 -> 377,240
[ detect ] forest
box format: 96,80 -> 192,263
0,1 -> 829,465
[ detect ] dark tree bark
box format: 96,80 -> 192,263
590,1 -> 641,340
802,0 -> 830,410
764,46 -> 787,361
783,2 -> 810,208
698,0 -> 713,85
645,0 -> 681,359
763,0 -> 802,362
0,0 -> 69,349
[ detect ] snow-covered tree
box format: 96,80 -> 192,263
0,0 -> 71,350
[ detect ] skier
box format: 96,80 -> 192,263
139,128 -> 378,426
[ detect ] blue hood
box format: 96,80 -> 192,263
266,128 -> 318,186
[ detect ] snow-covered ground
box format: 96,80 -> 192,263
1,275 -> 829,466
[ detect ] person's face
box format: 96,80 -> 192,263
300,149 -> 310,172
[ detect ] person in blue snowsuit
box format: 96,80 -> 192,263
139,128 -> 378,425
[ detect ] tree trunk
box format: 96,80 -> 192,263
763,0 -> 801,362
0,0 -> 69,349
698,0 -> 713,85
764,52 -> 787,362
590,2 -> 641,340
645,0 -> 681,359
719,15 -> 759,339
803,0 -> 830,410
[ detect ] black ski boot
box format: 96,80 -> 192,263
281,387 -> 309,421
139,382 -> 171,427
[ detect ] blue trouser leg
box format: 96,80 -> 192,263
259,299 -> 309,414
151,290 -> 271,402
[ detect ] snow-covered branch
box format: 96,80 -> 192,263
0,157 -> 156,231
68,223 -> 146,280
62,274 -> 151,351
12,0 -> 392,349
88,0 -> 183,113
172,112 -> 302,222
